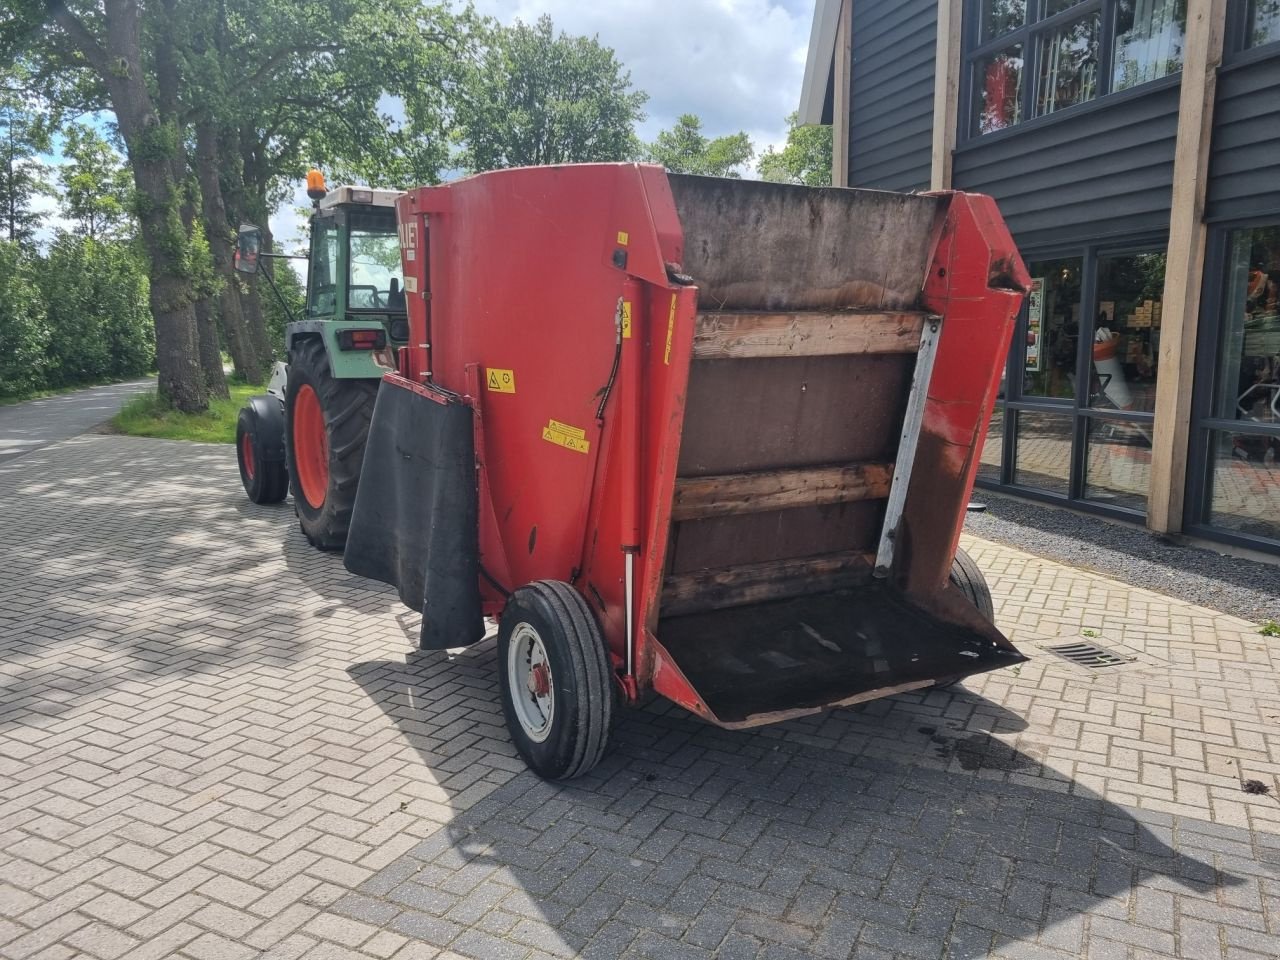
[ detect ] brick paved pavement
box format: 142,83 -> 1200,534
2,435 -> 1279,959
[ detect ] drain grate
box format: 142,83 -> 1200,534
1045,641 -> 1133,670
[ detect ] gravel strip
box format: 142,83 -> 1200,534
964,490 -> 1280,625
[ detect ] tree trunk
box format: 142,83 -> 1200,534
246,218 -> 278,365
195,296 -> 229,399
58,0 -> 207,412
196,120 -> 262,384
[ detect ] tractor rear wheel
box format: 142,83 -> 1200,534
236,397 -> 288,504
498,581 -> 613,781
285,337 -> 377,550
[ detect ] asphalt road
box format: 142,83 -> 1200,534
0,379 -> 154,464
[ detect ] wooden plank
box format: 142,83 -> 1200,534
929,0 -> 962,191
660,551 -> 875,618
693,311 -> 924,360
1148,0 -> 1227,535
672,462 -> 893,521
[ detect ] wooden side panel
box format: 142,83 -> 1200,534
660,551 -> 876,618
693,311 -> 925,359
671,461 -> 893,520
668,501 -> 884,573
677,354 -> 912,476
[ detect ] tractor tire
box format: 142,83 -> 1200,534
934,548 -> 997,692
498,581 -> 613,781
284,337 -> 378,551
948,546 -> 995,622
236,396 -> 288,504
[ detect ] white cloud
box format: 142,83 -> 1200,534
471,0 -> 812,159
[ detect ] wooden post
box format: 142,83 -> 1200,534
930,0 -> 963,191
1147,0 -> 1227,534
832,0 -> 852,186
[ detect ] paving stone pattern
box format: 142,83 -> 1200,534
1,435 -> 1279,960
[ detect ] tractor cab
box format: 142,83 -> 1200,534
302,185 -> 409,377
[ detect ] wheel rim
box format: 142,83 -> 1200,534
293,384 -> 329,510
508,623 -> 554,743
240,432 -> 255,480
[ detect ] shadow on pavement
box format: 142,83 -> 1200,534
346,647 -> 1246,960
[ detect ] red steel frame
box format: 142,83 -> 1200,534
387,164 -> 1026,721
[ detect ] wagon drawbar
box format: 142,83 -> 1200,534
341,163 -> 1031,779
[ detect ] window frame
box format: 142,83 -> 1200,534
962,0 -> 1188,141
1225,0 -> 1280,59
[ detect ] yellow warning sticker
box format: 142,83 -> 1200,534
663,293 -> 677,365
486,368 -> 516,393
616,231 -> 629,246
621,301 -> 632,339
542,419 -> 590,454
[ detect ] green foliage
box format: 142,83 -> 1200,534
0,241 -> 48,397
111,381 -> 264,443
261,266 -> 305,362
1260,621 -> 1280,638
758,112 -> 833,186
38,235 -> 154,386
456,15 -> 648,172
58,123 -> 134,239
646,114 -> 754,178
0,85 -> 53,246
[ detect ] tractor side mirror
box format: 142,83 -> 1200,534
233,224 -> 263,275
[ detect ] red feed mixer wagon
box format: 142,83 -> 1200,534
340,163 -> 1031,780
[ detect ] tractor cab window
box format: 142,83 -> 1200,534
308,217 -> 339,317
348,212 -> 405,312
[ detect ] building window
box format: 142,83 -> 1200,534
966,0 -> 1185,137
978,243 -> 1164,518
1246,0 -> 1280,47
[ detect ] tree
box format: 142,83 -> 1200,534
0,241 -> 48,396
57,123 -> 132,239
17,0 -> 210,411
646,114 -> 753,178
758,112 -> 833,187
455,15 -> 647,171
0,85 -> 51,246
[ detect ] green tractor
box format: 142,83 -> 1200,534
233,174 -> 407,550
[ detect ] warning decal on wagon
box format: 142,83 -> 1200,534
486,368 -> 516,393
542,419 -> 590,454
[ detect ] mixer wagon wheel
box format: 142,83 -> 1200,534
934,548 -> 997,690
285,337 -> 377,551
497,581 -> 613,781
948,547 -> 995,622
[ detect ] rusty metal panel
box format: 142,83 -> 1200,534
668,175 -> 942,311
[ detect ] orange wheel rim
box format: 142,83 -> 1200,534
240,433 -> 255,480
293,385 -> 329,509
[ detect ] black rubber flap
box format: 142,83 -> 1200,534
344,382 -> 484,650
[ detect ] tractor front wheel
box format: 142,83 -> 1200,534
498,581 -> 613,781
285,338 -> 377,550
236,397 -> 288,505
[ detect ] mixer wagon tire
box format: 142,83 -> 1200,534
948,547 -> 995,622
935,548 -> 997,690
236,399 -> 288,504
285,338 -> 377,551
498,581 -> 613,781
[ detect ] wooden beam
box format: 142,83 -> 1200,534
930,0 -> 963,191
1148,0 -> 1228,535
672,462 -> 894,521
660,551 -> 876,618
693,311 -> 925,360
831,0 -> 852,186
